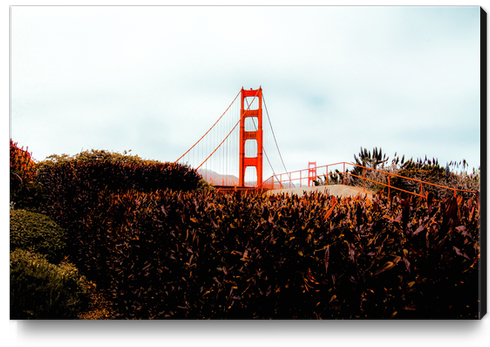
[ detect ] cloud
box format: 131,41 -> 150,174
10,6 -> 481,173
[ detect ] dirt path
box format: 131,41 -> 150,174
266,184 -> 375,199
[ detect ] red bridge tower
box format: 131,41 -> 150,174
239,87 -> 263,187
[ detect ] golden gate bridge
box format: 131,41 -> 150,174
175,87 -> 478,198
175,86 -> 292,190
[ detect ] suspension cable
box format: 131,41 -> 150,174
174,89 -> 241,163
196,90 -> 260,170
263,94 -> 293,187
244,98 -> 278,180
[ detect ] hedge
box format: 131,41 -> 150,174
63,189 -> 480,319
35,150 -> 201,259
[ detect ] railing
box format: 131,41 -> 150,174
262,162 -> 348,189
262,162 -> 479,199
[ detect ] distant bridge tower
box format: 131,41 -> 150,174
239,87 -> 263,187
308,161 -> 317,187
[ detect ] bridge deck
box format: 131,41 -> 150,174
265,184 -> 374,199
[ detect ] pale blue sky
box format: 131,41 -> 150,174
10,5 -> 481,179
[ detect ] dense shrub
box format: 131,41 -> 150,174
10,139 -> 41,210
35,149 -> 201,254
390,157 -> 452,198
66,189 -> 480,319
10,209 -> 66,264
36,150 -> 201,202
347,147 -> 480,199
10,249 -> 89,319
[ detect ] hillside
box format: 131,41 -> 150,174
198,169 -> 239,186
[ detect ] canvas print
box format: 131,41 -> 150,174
9,5 -> 485,320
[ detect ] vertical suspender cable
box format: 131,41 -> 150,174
196,91 -> 259,171
245,98 -> 278,181
263,94 -> 293,187
175,90 -> 241,164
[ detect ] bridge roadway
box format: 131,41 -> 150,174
265,184 -> 374,199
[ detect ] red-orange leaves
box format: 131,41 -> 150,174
348,243 -> 356,262
324,246 -> 330,274
374,256 -> 401,276
43,175 -> 480,319
10,139 -> 39,208
323,196 -> 337,220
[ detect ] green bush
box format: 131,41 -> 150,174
10,209 -> 66,264
10,249 -> 89,320
196,178 -> 216,192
